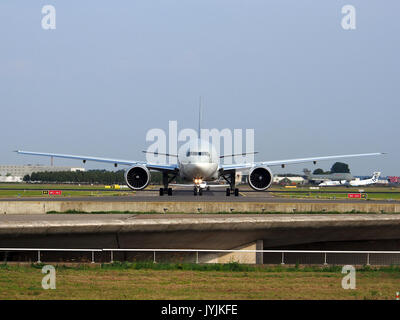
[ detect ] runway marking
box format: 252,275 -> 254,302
239,192 -> 247,197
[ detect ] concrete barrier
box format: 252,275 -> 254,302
0,200 -> 399,214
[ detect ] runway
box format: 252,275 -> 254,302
0,188 -> 398,204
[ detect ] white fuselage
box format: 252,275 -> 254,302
319,173 -> 381,187
318,180 -> 347,187
348,178 -> 378,187
178,139 -> 219,182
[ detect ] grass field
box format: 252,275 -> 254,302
0,183 -> 132,198
0,263 -> 399,300
269,186 -> 400,201
273,192 -> 400,201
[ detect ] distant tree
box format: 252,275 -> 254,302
24,169 -> 183,185
29,170 -> 126,184
330,162 -> 350,173
313,168 -> 325,175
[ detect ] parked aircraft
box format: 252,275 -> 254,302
319,172 -> 381,187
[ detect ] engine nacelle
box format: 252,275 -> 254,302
248,166 -> 273,191
125,165 -> 150,190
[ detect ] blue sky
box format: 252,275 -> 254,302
0,1 -> 398,175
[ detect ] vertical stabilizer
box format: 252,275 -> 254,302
303,168 -> 311,177
372,172 -> 381,182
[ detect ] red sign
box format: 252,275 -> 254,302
388,176 -> 400,183
348,193 -> 361,198
48,190 -> 62,195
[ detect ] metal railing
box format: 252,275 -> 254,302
0,248 -> 102,263
0,248 -> 399,265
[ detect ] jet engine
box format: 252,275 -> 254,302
248,166 -> 273,191
125,165 -> 150,190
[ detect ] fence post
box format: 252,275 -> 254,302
367,253 -> 370,266
281,252 -> 285,265
110,251 -> 114,263
91,251 -> 95,264
324,252 -> 327,265
196,251 -> 199,264
153,251 -> 156,263
37,250 -> 41,263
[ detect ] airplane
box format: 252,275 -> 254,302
319,172 -> 381,187
15,112 -> 385,197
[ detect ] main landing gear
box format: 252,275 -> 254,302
159,171 -> 176,196
194,187 -> 203,196
221,169 -> 240,197
159,187 -> 173,196
226,188 -> 239,197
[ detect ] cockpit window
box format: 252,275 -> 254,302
186,150 -> 210,157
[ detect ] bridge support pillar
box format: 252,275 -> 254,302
256,240 -> 263,265
200,241 -> 261,264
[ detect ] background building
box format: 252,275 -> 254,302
273,176 -> 305,185
0,165 -> 85,182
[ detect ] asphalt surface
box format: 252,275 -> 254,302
2,187 -> 399,194
0,188 -> 398,204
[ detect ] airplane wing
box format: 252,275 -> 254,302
15,150 -> 178,172
220,152 -> 385,171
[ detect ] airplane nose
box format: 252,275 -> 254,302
193,165 -> 208,177
184,163 -> 216,179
